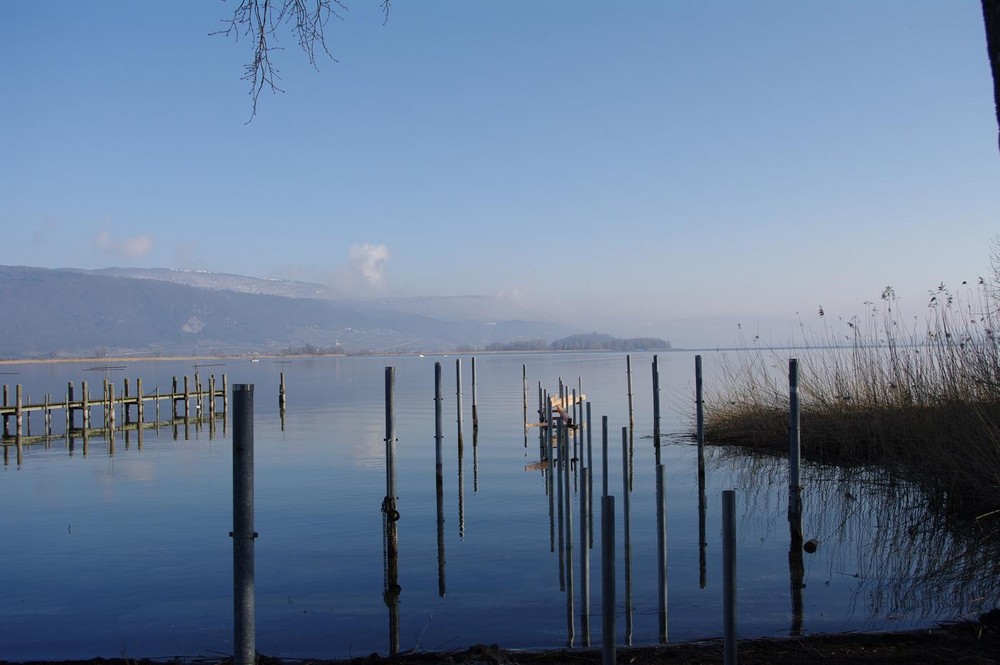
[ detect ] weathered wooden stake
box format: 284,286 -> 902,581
653,355 -> 661,464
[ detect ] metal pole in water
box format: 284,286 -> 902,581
788,359 -> 803,540
656,463 -> 668,643
435,362 -> 446,598
601,495 -> 616,665
383,366 -> 400,656
455,359 -> 463,448
601,416 -> 609,498
231,384 -> 256,665
580,465 -> 590,647
626,354 -> 634,430
723,489 -> 737,665
471,356 -> 478,433
696,355 -> 704,459
652,355 -> 661,464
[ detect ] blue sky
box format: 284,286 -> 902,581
3,1 -> 998,346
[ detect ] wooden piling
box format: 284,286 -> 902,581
183,375 -> 190,418
471,356 -> 478,433
626,354 -> 634,430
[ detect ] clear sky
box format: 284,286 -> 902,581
3,1 -> 998,346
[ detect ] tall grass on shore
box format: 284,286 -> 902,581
705,276 -> 1000,518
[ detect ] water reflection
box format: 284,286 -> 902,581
714,449 -> 1000,631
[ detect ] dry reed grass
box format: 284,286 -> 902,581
705,249 -> 1000,518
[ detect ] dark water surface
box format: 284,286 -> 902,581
0,352 -> 995,659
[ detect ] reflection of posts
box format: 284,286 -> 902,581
382,367 -> 401,657
698,456 -> 707,589
789,525 -> 805,637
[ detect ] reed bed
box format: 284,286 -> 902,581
705,273 -> 1000,519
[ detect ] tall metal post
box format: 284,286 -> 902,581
601,495 -> 616,665
789,359 -> 803,539
723,490 -> 737,665
231,384 -> 256,665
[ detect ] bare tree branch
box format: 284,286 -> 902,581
214,1 -> 391,121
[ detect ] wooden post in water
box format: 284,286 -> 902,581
183,375 -> 191,419
3,384 -> 9,437
123,378 -> 131,424
45,394 -> 51,436
82,382 -> 90,430
171,377 -> 178,419
279,372 -> 286,410
108,382 -> 115,427
136,378 -> 144,424
67,382 -> 74,430
209,375 -> 217,417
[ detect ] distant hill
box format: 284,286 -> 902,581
551,333 -> 670,351
0,265 -> 575,359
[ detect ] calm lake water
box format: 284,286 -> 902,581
0,351 -> 996,660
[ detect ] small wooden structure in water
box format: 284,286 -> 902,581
1,373 -> 228,443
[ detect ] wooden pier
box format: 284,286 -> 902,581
1,373 -> 228,443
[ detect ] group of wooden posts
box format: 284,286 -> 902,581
0,372 -> 232,464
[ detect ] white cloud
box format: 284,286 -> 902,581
348,243 -> 390,289
92,226 -> 155,260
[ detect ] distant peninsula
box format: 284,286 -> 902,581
484,332 -> 671,353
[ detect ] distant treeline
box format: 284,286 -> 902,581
485,333 -> 670,353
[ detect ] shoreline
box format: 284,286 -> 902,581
2,611 -> 998,665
